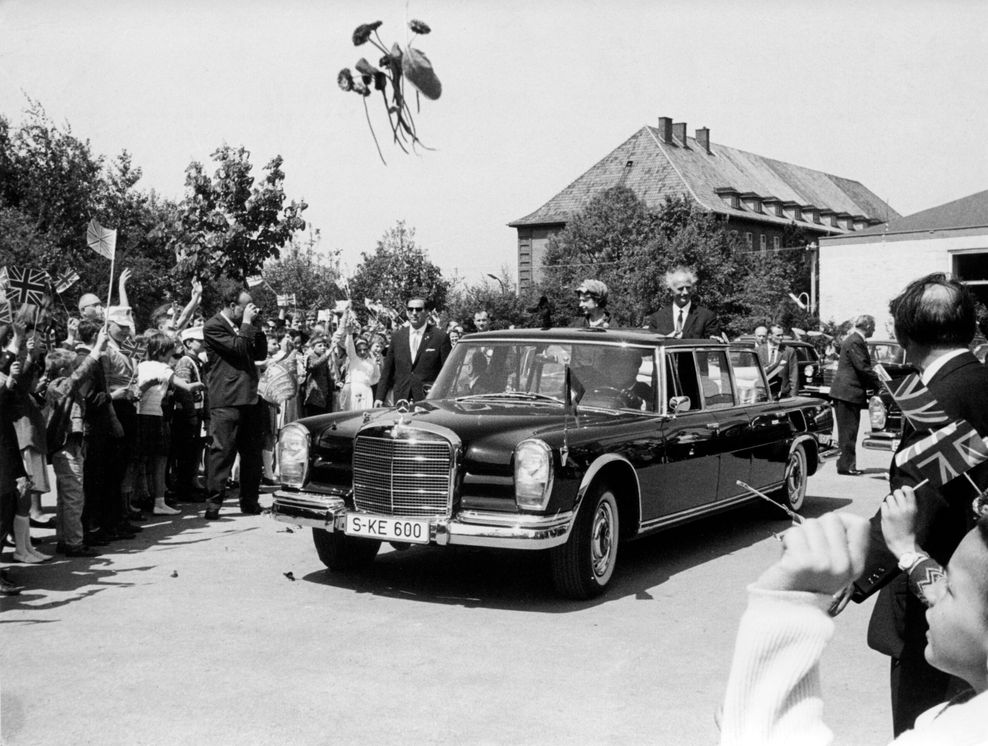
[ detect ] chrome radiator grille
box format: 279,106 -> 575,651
352,432 -> 454,517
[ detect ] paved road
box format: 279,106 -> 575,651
3,445 -> 899,745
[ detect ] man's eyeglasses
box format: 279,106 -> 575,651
406,306 -> 425,313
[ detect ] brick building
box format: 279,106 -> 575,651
819,189 -> 988,331
509,116 -> 898,291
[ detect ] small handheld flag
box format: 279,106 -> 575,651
5,266 -> 50,306
895,419 -> 988,488
54,270 -> 81,295
86,219 -> 117,260
882,372 -> 950,429
246,275 -> 265,288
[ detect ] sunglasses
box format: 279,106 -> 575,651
406,306 -> 426,313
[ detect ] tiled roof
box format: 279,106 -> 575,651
510,125 -> 899,230
846,189 -> 988,237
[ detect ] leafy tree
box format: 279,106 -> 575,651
349,220 -> 449,317
538,190 -> 815,336
166,145 -> 308,285
443,268 -> 534,330
251,231 -> 344,317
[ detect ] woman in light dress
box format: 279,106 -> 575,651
338,312 -> 380,411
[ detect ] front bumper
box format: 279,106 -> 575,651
271,490 -> 575,550
863,432 -> 900,452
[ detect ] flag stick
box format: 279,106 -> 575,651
105,254 -> 116,312
737,480 -> 803,524
964,472 -> 982,495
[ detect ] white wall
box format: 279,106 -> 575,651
819,230 -> 988,336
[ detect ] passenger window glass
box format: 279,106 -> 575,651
731,350 -> 768,404
668,351 -> 700,412
697,350 -> 735,409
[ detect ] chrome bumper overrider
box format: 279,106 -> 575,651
863,432 -> 900,452
271,490 -> 575,550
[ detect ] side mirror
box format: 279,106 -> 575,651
669,395 -> 691,414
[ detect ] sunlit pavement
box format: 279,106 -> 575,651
3,440 -> 897,745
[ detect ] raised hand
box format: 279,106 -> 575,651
755,512 -> 870,596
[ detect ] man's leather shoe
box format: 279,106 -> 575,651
84,531 -> 111,546
837,468 -> 864,476
203,509 -> 220,521
240,503 -> 263,515
128,509 -> 147,522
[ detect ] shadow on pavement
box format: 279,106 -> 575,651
0,491 -> 267,616
301,494 -> 854,612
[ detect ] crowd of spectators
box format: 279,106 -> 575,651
0,271 -> 485,596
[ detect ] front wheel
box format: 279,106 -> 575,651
550,484 -> 620,599
312,528 -> 380,571
776,444 -> 807,512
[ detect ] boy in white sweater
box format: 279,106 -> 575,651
720,491 -> 988,745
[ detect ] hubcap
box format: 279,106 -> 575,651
787,451 -> 805,507
591,500 -> 614,577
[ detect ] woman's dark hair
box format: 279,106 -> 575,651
146,331 -> 175,361
45,348 -> 78,379
77,319 -> 100,345
890,273 -> 976,348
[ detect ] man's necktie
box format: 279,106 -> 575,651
675,309 -> 684,333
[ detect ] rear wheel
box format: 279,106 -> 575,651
776,444 -> 807,512
550,484 -> 620,599
312,528 -> 380,571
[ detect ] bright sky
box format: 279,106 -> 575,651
2,0 -> 987,289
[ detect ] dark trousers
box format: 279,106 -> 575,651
82,425 -> 116,531
206,403 -> 264,510
171,416 -> 205,495
834,399 -> 862,472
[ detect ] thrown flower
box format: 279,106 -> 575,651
337,68 -> 354,92
409,19 -> 431,35
352,21 -> 382,46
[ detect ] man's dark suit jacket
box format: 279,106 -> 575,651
829,331 -> 878,405
376,324 -> 451,403
203,312 -> 266,408
853,352 -> 988,644
644,304 -> 720,338
757,344 -> 799,398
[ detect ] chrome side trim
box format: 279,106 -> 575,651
638,490 -> 763,532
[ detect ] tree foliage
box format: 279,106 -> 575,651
250,231 -> 344,317
537,189 -> 816,337
165,145 -> 308,285
349,220 -> 449,317
443,268 -> 535,330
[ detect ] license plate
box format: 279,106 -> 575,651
345,514 -> 431,544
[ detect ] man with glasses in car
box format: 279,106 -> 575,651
374,294 -> 451,406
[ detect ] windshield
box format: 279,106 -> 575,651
869,342 -> 905,364
428,340 -> 658,412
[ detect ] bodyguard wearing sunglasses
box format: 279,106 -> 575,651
374,294 -> 451,406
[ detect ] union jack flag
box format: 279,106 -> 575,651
882,371 -> 950,429
5,266 -> 50,306
0,298 -> 11,325
895,419 -> 988,488
118,336 -> 147,362
54,269 -> 81,295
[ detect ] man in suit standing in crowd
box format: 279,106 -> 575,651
851,273 -> 988,734
202,288 -> 267,520
644,266 -> 721,339
830,314 -> 878,475
764,324 -> 798,398
374,294 -> 451,405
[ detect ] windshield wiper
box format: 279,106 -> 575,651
455,392 -> 565,404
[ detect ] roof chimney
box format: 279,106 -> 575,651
673,122 -> 687,147
695,127 -> 710,154
658,117 -> 672,143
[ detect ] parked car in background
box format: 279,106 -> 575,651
735,336 -> 827,399
272,328 -> 835,599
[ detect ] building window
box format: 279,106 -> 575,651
745,232 -> 753,249
759,234 -> 767,252
952,250 -> 988,307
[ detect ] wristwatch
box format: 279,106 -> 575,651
897,551 -> 929,572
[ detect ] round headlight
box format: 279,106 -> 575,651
514,439 -> 554,510
804,364 -> 815,379
277,423 -> 311,488
868,395 -> 887,431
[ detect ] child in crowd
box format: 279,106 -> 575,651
720,488 -> 988,745
137,332 -> 203,516
44,328 -> 107,557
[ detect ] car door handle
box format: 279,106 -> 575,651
705,422 -> 720,432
